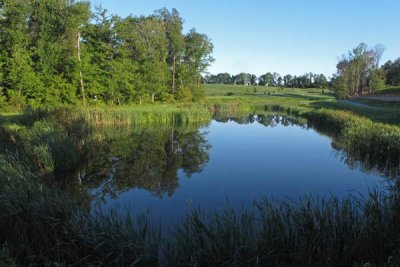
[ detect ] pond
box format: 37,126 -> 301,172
71,115 -> 390,225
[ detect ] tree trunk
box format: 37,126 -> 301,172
151,92 -> 155,103
180,77 -> 184,91
77,30 -> 86,105
179,59 -> 184,90
172,55 -> 176,93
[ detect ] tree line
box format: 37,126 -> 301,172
0,1 -> 214,108
332,43 -> 400,98
206,43 -> 400,99
204,72 -> 329,88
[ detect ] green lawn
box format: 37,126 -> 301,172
203,83 -> 334,100
203,84 -> 400,124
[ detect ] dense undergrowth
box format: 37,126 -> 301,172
1,106 -> 400,266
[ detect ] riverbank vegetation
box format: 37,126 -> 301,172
1,103 -> 400,265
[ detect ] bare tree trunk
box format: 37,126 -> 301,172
77,31 -> 86,105
151,92 -> 155,103
180,77 -> 184,91
179,59 -> 184,90
172,55 -> 176,93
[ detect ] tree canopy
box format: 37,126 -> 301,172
0,1 -> 214,108
331,43 -> 387,99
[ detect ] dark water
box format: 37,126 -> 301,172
75,115 -> 391,224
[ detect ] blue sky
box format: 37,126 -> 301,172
90,0 -> 400,77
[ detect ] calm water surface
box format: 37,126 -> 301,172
84,116 -> 388,223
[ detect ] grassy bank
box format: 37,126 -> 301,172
307,109 -> 400,177
204,84 -> 400,124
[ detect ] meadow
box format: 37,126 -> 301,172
203,84 -> 400,124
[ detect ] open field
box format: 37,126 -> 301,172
204,84 -> 400,124
203,84 -> 334,100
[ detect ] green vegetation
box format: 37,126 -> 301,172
0,1 -> 400,266
51,104 -> 212,126
331,43 -> 394,99
1,104 -> 400,265
375,87 -> 400,94
203,83 -> 400,124
0,2 -> 213,109
205,71 -> 328,88
307,109 -> 400,177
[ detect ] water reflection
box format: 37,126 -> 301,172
332,141 -> 400,179
60,114 -> 400,211
79,126 -> 211,202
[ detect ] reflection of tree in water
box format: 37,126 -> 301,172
79,126 -> 210,201
257,114 -> 307,128
214,113 -> 307,128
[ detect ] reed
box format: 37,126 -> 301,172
50,105 -> 212,127
2,169 -> 400,267
307,109 -> 400,173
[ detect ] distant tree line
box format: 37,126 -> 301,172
204,72 -> 329,88
332,43 -> 400,98
0,1 -> 214,108
382,58 -> 400,86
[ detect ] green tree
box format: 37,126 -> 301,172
333,43 -> 381,98
382,58 -> 400,86
182,29 -> 214,100
156,8 -> 185,94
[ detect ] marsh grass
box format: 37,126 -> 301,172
307,109 -> 400,177
2,165 -> 400,267
52,105 -> 212,126
2,106 -> 400,266
0,119 -> 86,174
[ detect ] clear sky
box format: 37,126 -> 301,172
89,0 -> 400,78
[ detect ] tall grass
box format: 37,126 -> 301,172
49,105 -> 212,126
0,118 -> 88,174
2,165 -> 400,267
307,109 -> 400,177
2,106 -> 400,265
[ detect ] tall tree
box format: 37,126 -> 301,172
332,43 -> 383,98
156,8 -> 185,94
182,29 -> 214,99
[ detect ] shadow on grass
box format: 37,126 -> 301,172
268,93 -> 332,101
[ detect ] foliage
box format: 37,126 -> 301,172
332,43 -> 387,98
205,72 -> 328,88
382,58 -> 400,86
0,2 -> 213,108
